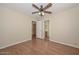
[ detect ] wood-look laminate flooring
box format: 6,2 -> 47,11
0,39 -> 79,55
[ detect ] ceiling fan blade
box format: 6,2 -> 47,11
44,11 -> 52,14
32,11 -> 39,14
32,4 -> 40,10
43,3 -> 52,10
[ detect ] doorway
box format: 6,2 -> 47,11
44,20 -> 49,40
32,21 -> 36,40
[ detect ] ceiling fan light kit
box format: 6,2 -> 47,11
38,12 -> 45,16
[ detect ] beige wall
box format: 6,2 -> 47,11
0,7 -> 34,49
49,6 -> 79,48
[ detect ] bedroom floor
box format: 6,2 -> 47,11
0,39 -> 79,55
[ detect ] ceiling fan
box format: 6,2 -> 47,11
32,3 -> 52,16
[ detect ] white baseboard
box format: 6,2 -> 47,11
50,39 -> 79,48
0,38 -> 79,49
0,39 -> 31,49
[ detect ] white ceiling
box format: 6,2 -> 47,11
0,3 -> 79,19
